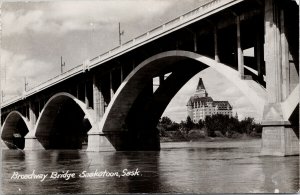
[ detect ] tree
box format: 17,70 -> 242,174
158,116 -> 181,132
224,116 -> 239,137
253,123 -> 262,134
204,114 -> 236,136
194,119 -> 204,129
160,116 -> 172,126
158,115 -> 261,138
185,116 -> 194,130
238,117 -> 255,134
204,115 -> 217,136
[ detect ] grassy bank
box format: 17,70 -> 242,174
160,129 -> 261,143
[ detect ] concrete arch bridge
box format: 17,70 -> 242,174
1,0 -> 298,156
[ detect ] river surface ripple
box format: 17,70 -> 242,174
1,139 -> 299,194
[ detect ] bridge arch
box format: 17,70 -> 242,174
34,92 -> 96,149
98,50 -> 267,150
1,111 -> 30,149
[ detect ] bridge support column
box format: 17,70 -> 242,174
280,9 -> 292,100
120,65 -> 124,82
236,15 -> 244,79
255,26 -> 264,82
261,0 -> 299,156
110,71 -> 114,99
24,103 -> 44,150
84,82 -> 89,108
86,133 -> 115,151
93,75 -> 105,120
29,102 -> 36,129
193,32 -> 197,52
88,73 -> 115,151
214,26 -> 220,62
159,75 -> 164,85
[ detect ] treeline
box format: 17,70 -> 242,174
158,114 -> 262,139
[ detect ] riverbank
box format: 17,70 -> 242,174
160,129 -> 261,142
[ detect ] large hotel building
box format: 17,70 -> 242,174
187,78 -> 233,123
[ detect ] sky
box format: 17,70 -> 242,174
0,0 -> 260,122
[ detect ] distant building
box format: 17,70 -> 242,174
187,78 -> 232,123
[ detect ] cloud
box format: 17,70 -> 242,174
2,0 -> 174,36
3,10 -> 48,35
219,87 -> 240,97
1,49 -> 56,99
53,1 -> 173,21
233,97 -> 249,107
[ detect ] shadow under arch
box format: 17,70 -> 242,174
99,50 -> 267,150
1,111 -> 30,149
34,92 -> 94,149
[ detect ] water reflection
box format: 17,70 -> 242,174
85,151 -> 169,193
260,156 -> 299,193
1,139 -> 299,194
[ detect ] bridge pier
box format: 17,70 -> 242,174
24,130 -> 44,150
254,26 -> 264,82
88,76 -> 115,151
86,133 -> 115,151
22,101 -> 44,150
93,74 -> 105,120
29,102 -> 37,129
261,103 -> 298,156
24,137 -> 44,150
214,26 -> 220,62
261,0 -> 299,156
236,15 -> 244,79
110,71 -> 115,99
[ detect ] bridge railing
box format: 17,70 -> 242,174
135,33 -> 148,42
88,0 -> 224,65
110,46 -> 122,55
1,0 -> 239,108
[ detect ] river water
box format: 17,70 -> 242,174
1,139 -> 299,194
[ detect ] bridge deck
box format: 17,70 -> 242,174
1,0 -> 244,108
